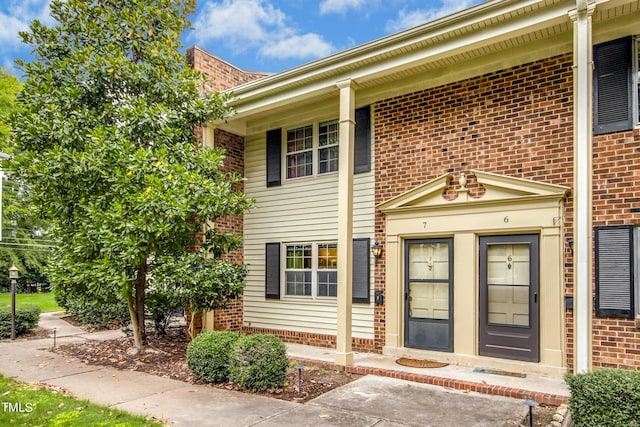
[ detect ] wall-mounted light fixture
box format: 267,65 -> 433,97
567,237 -> 574,256
371,241 -> 383,263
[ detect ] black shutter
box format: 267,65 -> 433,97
265,242 -> 281,299
595,226 -> 634,318
594,37 -> 633,135
352,238 -> 370,303
266,129 -> 282,187
354,106 -> 371,174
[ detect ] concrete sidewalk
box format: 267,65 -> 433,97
0,313 -> 564,426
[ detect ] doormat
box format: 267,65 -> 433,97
472,367 -> 527,378
396,358 -> 449,368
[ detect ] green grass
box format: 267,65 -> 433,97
0,292 -> 61,313
0,374 -> 162,426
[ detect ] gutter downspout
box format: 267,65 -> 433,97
570,0 -> 595,373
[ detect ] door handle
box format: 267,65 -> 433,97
534,292 -> 538,303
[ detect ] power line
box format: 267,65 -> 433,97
0,242 -> 52,248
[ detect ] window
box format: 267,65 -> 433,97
593,36 -> 640,134
285,120 -> 340,179
317,243 -> 337,297
285,244 -> 312,296
318,120 -> 339,174
265,239 -> 370,303
286,125 -> 313,178
284,243 -> 337,298
265,106 -> 371,187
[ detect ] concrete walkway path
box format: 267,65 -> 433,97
0,313 -> 557,426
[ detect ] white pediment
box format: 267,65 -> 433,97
377,170 -> 570,213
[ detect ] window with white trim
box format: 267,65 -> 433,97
317,243 -> 338,297
265,239 -> 370,303
286,125 -> 313,179
284,242 -> 337,298
285,120 -> 339,179
318,120 -> 339,174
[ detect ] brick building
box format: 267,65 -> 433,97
190,0 -> 640,377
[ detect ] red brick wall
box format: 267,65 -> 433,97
373,52 -> 640,370
244,326 -> 377,353
210,129 -> 245,331
374,53 -> 575,360
186,46 -> 267,92
187,47 -> 260,333
590,128 -> 640,369
374,55 -> 640,367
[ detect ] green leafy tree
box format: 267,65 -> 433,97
0,177 -> 52,292
0,70 -> 22,143
7,0 -> 252,353
0,70 -> 51,292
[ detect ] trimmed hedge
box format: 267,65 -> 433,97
229,334 -> 289,392
566,369 -> 640,427
186,331 -> 239,383
0,305 -> 41,338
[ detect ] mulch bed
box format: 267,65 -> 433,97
42,322 -> 559,424
50,328 -> 361,403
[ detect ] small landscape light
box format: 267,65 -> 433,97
296,363 -> 305,397
523,398 -> 539,427
8,265 -> 19,280
8,265 -> 19,340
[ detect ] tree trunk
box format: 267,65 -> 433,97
128,260 -> 148,354
127,293 -> 143,354
187,308 -> 203,341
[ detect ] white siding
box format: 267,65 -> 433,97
243,132 -> 375,339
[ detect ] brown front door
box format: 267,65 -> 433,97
479,235 -> 539,362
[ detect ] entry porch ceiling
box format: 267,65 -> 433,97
217,0 -> 639,134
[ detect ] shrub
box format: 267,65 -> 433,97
54,289 -> 129,329
229,334 -> 289,392
0,305 -> 41,338
146,282 -> 185,336
566,369 -> 640,427
186,331 -> 239,383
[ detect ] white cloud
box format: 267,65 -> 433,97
319,0 -> 366,15
0,13 -> 28,50
193,0 -> 285,50
193,0 -> 336,61
385,0 -> 477,33
0,0 -> 52,51
259,33 -> 334,60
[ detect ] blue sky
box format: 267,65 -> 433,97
0,0 -> 480,77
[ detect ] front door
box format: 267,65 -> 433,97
479,235 -> 539,362
404,238 -> 453,351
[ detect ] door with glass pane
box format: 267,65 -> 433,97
479,235 -> 539,362
404,238 -> 453,351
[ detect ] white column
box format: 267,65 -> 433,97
570,1 -> 595,373
335,79 -> 356,366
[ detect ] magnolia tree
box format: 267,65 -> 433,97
8,0 -> 252,353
